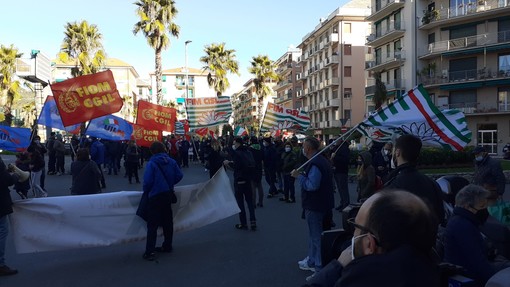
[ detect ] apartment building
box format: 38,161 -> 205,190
417,0 -> 510,154
52,58 -> 140,122
274,47 -> 303,109
232,78 -> 277,133
366,0 -> 510,154
149,67 -> 216,120
298,0 -> 371,142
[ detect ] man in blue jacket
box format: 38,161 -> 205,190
291,136 -> 334,279
142,141 -> 183,261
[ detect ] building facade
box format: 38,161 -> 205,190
366,0 -> 510,154
274,47 -> 303,109
298,0 -> 371,142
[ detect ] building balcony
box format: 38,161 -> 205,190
419,30 -> 510,59
366,0 -> 406,22
329,33 -> 339,43
366,20 -> 406,47
297,90 -> 304,98
419,0 -> 510,29
326,77 -> 340,87
365,78 -> 406,95
421,66 -> 510,87
296,73 -> 302,80
438,102 -> 510,115
329,98 -> 341,107
275,79 -> 292,89
366,50 -> 406,72
324,55 -> 339,66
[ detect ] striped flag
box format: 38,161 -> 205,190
260,102 -> 310,133
175,120 -> 189,135
185,96 -> 232,129
357,85 -> 472,151
233,126 -> 248,136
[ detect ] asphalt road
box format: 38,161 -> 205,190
0,154 -> 358,287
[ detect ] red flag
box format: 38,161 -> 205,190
136,100 -> 176,132
131,124 -> 162,148
50,70 -> 123,126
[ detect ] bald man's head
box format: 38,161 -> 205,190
361,190 -> 437,254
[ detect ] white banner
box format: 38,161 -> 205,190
9,168 -> 239,254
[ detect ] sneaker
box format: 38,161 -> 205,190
298,258 -> 315,272
142,252 -> 156,261
0,265 -> 18,276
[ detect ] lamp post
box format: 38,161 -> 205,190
185,40 -> 192,98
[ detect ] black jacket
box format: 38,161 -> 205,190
71,160 -> 102,195
385,163 -> 445,225
306,245 -> 440,287
473,155 -> 506,195
331,142 -> 350,174
0,157 -> 18,217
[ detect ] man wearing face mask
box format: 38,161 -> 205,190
472,146 -> 506,196
384,134 -> 445,225
262,137 -> 279,198
371,142 -> 392,180
305,190 -> 439,287
444,184 -> 510,286
224,137 -> 257,230
291,136 -> 334,279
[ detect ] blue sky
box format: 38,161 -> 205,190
1,0 -> 348,94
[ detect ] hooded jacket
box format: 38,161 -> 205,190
71,159 -> 102,195
143,153 -> 183,198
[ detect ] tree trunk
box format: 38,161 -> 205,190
155,48 -> 162,104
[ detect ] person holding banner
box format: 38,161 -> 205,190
142,141 -> 183,261
291,136 -> 334,278
0,156 -> 19,276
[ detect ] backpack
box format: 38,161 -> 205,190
374,175 -> 384,191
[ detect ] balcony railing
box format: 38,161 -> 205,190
439,102 -> 510,114
367,50 -> 406,69
421,30 -> 510,57
420,0 -> 510,27
365,78 -> 405,94
421,65 -> 510,85
324,55 -> 339,66
370,0 -> 406,15
367,20 -> 406,44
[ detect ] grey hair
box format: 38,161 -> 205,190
455,184 -> 490,208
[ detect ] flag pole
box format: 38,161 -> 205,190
294,123 -> 360,172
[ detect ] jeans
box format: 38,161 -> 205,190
264,167 -> 277,195
234,180 -> 256,225
276,171 -> 283,190
283,174 -> 295,200
31,171 -> 46,197
126,162 -> 139,183
107,158 -> 118,175
0,215 -> 8,266
145,193 -> 173,254
305,209 -> 325,270
333,173 -> 350,208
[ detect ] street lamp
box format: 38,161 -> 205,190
185,40 -> 192,98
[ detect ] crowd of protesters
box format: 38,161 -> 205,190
1,131 -> 510,286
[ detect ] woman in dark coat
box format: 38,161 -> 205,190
206,139 -> 224,178
70,148 -> 102,195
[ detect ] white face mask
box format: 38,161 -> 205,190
351,233 -> 370,260
383,149 -> 389,155
263,142 -> 269,147
232,145 -> 237,150
285,147 -> 291,152
475,155 -> 484,162
302,148 -> 306,157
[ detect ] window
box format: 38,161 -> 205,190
499,54 -> 510,75
428,33 -> 436,44
344,44 -> 352,55
450,57 -> 477,80
162,75 -> 167,82
344,23 -> 351,33
344,88 -> 352,98
386,44 -> 390,58
344,109 -> 351,120
344,66 -> 352,77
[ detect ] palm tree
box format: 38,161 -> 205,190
248,55 -> 279,133
0,44 -> 23,126
59,20 -> 106,77
373,70 -> 388,110
200,43 -> 239,97
133,0 -> 180,104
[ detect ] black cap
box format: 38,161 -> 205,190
472,146 -> 486,154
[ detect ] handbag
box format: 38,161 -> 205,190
154,163 -> 178,204
136,191 -> 149,221
488,200 -> 510,226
